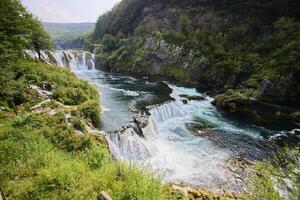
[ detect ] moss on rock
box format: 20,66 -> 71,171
212,90 -> 253,113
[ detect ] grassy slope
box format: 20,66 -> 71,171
0,61 -> 169,200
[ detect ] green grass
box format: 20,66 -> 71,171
0,113 -> 169,200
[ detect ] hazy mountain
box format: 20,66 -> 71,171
43,22 -> 95,49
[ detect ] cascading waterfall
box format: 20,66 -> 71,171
105,82 -> 283,192
25,49 -> 95,71
106,84 -> 245,192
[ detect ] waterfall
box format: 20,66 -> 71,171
104,83 -> 274,191
25,49 -> 95,71
106,83 -> 235,189
107,99 -> 190,158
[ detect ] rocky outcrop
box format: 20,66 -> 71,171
30,84 -> 53,99
93,0 -> 234,38
212,90 -> 251,113
261,73 -> 300,104
179,94 -> 205,101
112,114 -> 149,137
165,183 -> 238,200
133,36 -> 184,75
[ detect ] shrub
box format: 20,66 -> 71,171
53,86 -> 88,105
79,100 -> 101,127
73,117 -> 86,132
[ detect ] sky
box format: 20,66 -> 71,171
21,0 -> 120,23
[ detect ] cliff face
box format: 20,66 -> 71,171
91,0 -> 300,105
93,0 -> 300,39
92,0 -> 234,39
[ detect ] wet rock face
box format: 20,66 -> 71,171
112,114 -> 149,137
269,129 -> 300,147
134,36 -> 184,76
189,59 -> 225,88
105,0 -> 229,35
261,74 -> 300,103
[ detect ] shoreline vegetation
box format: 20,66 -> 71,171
0,0 -> 299,199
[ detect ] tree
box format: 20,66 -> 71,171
29,19 -> 52,60
0,0 -> 52,64
0,0 -> 33,65
0,0 -> 52,113
179,13 -> 191,33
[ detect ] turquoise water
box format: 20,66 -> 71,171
74,69 -> 298,193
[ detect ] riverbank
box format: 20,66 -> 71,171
0,60 -> 172,199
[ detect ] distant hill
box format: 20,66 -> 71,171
43,22 -> 95,49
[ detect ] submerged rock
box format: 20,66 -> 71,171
225,156 -> 253,181
179,94 -> 205,101
185,122 -> 211,136
112,114 -> 149,138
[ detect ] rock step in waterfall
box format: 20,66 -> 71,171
25,50 -> 95,70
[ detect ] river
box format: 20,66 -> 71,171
33,50 -> 299,193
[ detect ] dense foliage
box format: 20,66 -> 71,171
0,0 -> 51,64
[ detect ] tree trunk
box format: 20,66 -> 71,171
0,188 -> 5,200
37,50 -> 42,60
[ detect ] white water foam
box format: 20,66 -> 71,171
106,83 -> 246,190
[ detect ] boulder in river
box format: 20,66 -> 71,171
179,94 -> 205,101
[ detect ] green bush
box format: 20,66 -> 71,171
53,86 -> 88,105
79,100 -> 101,127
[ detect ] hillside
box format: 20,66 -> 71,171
90,0 -> 300,108
43,22 -> 94,49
